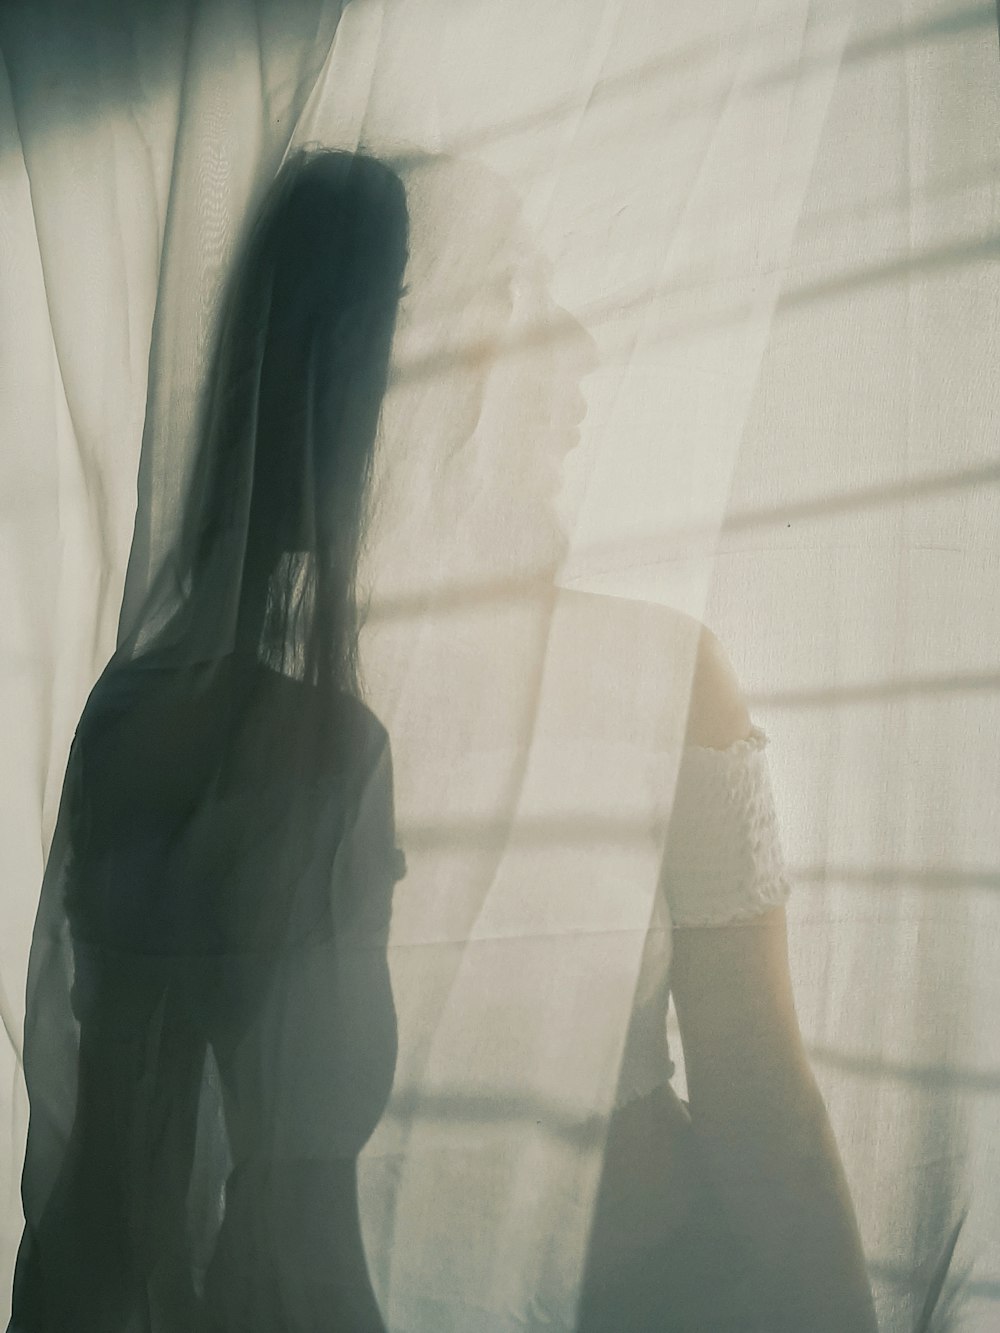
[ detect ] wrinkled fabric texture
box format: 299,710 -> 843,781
9,135 -> 412,1330
2,1 -> 1000,1330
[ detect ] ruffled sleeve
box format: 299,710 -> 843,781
659,725 -> 791,928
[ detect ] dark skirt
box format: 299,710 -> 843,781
576,1085 -> 756,1332
10,944 -> 390,1333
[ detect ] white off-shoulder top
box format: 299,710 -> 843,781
615,725 -> 791,1108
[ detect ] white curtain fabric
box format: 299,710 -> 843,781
2,1 -> 999,1329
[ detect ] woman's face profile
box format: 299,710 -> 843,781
465,247 -> 600,564
356,152 -> 601,612
518,274 -> 599,512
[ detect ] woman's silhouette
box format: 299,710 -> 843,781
10,143 -> 879,1333
353,154 -> 878,1332
10,149 -> 409,1332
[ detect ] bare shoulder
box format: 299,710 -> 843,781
684,621 -> 752,750
630,605 -> 752,749
553,590 -> 751,749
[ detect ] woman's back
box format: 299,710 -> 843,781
68,661 -> 392,955
15,660 -> 401,1333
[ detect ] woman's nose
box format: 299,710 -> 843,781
554,305 -> 599,377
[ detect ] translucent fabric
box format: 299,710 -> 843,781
2,2 -> 999,1331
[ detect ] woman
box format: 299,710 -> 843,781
355,151 -> 879,1330
576,623 -> 881,1332
12,140 -> 876,1331
11,149 -> 409,1332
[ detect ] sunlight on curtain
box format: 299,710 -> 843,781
1,1 -> 998,1329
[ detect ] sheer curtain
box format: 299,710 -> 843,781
2,1 -> 998,1329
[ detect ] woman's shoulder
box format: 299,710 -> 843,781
74,661 -> 181,757
682,622 -> 752,751
336,690 -> 390,751
553,590 -> 752,750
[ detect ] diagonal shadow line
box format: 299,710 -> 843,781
808,1045 -> 1000,1092
443,28 -> 730,156
567,454 -> 1000,585
364,452 -> 1000,624
762,1 -> 996,86
398,814 -> 657,851
721,460 -> 1000,535
568,457 -> 1000,582
778,232 -> 1000,310
793,864 -> 1000,893
380,1085 -> 608,1148
392,231 -> 1000,390
796,161 -> 1000,240
442,3 -> 995,157
751,669 -> 1000,708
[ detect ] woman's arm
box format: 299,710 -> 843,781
669,628 -> 878,1333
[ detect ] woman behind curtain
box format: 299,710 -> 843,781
354,150 -> 879,1332
10,149 -> 409,1333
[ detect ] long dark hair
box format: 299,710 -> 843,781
68,150 -> 410,945
176,148 -> 409,696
